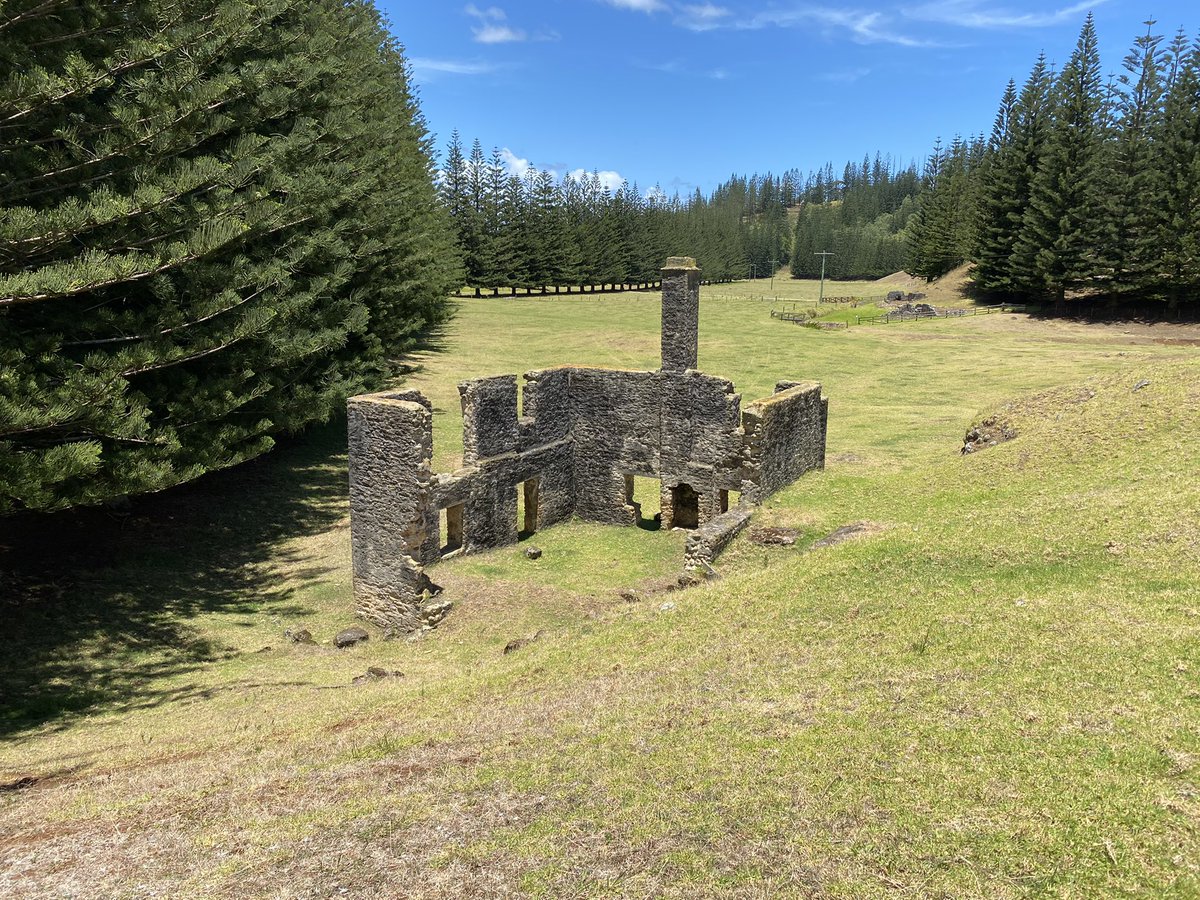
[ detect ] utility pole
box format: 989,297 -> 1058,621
814,251 -> 834,304
770,258 -> 776,294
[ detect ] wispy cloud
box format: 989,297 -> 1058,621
641,58 -> 735,79
818,66 -> 873,83
409,57 -> 500,81
738,6 -> 945,47
647,59 -> 685,73
602,0 -> 669,13
903,0 -> 1105,29
674,3 -> 731,31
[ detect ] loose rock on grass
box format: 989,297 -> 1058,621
334,626 -> 370,648
351,667 -> 404,685
961,416 -> 1017,454
503,630 -> 544,654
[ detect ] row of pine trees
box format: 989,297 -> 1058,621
439,136 -> 798,286
908,15 -> 1200,310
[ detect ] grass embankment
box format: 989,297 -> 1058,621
1,280 -> 1198,897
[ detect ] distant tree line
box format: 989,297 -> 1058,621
440,140 -> 927,287
440,135 -> 809,286
0,0 -> 459,512
908,14 -> 1200,311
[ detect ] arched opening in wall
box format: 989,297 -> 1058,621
440,504 -> 464,557
517,477 -> 540,539
671,483 -> 700,529
624,475 -> 662,531
719,489 -> 741,513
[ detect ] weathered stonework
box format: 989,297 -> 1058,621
348,257 -> 829,629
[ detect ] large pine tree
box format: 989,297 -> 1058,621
1014,15 -> 1112,310
0,0 -> 460,512
1109,22 -> 1169,294
1154,38 -> 1200,308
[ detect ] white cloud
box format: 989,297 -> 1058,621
902,0 -> 1105,29
708,67 -> 730,79
500,148 -> 535,180
465,4 -> 527,43
409,57 -> 499,81
602,0 -> 668,13
674,3 -> 731,31
645,185 -> 670,204
569,168 -> 627,193
475,23 -> 527,42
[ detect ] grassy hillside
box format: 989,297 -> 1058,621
2,282 -> 1198,897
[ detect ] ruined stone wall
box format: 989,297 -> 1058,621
742,381 -> 829,498
683,503 -> 754,569
657,370 -> 746,528
567,367 -> 662,525
347,392 -> 436,629
453,372 -> 575,551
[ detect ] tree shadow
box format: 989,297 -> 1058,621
0,417 -> 352,738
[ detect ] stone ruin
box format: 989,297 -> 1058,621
347,257 -> 829,630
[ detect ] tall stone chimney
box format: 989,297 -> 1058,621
660,256 -> 700,373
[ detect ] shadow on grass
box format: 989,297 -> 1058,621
0,418 -> 351,739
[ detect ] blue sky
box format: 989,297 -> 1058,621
381,1 -> 1198,196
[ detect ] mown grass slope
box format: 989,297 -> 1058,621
1,283 -> 1197,897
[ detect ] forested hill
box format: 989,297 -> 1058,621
788,157 -> 921,280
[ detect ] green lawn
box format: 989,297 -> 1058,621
2,279 -> 1198,897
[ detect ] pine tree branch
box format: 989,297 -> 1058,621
0,214 -> 311,306
0,0 -> 69,35
120,335 -> 249,376
0,7 -> 220,126
60,281 -> 277,347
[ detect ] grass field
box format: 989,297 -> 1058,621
2,277 -> 1199,897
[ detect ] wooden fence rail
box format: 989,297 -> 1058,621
856,305 -> 1028,325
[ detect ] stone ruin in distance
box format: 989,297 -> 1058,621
347,257 -> 829,631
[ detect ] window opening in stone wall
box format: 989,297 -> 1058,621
517,477 -> 540,539
625,475 -> 662,531
440,504 -> 464,557
719,489 -> 741,513
671,483 -> 700,529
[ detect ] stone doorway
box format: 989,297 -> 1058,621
518,477 -> 540,539
670,483 -> 699,529
624,475 -> 662,531
440,503 -> 464,557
